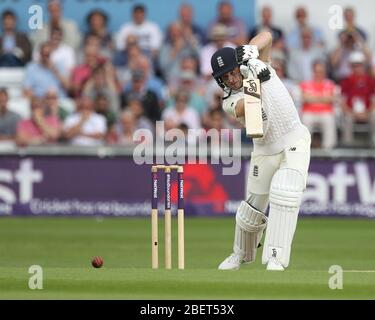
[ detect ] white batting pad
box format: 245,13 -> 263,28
234,201 -> 267,263
262,168 -> 304,267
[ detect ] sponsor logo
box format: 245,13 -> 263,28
289,147 -> 297,151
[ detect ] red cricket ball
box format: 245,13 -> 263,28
91,256 -> 104,268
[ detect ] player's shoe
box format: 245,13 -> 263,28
218,253 -> 250,270
266,258 -> 285,271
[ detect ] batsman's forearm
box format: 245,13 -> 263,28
249,31 -> 272,61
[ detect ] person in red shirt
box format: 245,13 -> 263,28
16,96 -> 62,146
300,60 -> 338,149
70,42 -> 107,97
340,51 -> 375,146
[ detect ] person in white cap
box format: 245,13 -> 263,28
340,51 -> 375,146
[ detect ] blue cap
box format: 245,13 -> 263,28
211,47 -> 238,78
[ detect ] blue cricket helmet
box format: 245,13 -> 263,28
211,47 -> 239,89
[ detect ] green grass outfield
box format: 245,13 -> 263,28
0,217 -> 374,299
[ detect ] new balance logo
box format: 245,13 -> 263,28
253,165 -> 258,177
217,56 -> 224,67
272,248 -> 277,258
261,109 -> 267,121
289,147 -> 296,151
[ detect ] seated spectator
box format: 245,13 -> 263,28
272,55 -> 300,108
109,94 -> 154,144
174,3 -> 205,46
44,89 -> 69,121
70,43 -> 107,97
113,34 -> 141,67
113,110 -> 137,145
340,51 -> 375,146
82,63 -> 120,113
122,69 -> 161,123
0,88 -> 21,146
94,93 -> 117,142
249,6 -> 284,51
169,54 -> 201,86
133,55 -> 165,103
200,24 -> 235,80
330,23 -> 372,82
115,4 -> 162,59
84,9 -> 113,56
167,70 -> 207,115
162,89 -> 201,131
287,27 -> 326,82
0,10 -> 32,67
300,61 -> 338,149
30,0 -> 81,52
63,96 -> 107,146
286,6 -> 325,49
203,108 -> 232,146
158,22 -> 199,82
340,7 -> 367,43
124,94 -> 154,132
207,1 -> 246,46
16,96 -> 62,146
23,42 -> 69,98
49,28 -> 76,79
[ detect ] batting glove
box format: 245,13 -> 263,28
246,58 -> 271,83
236,45 -> 259,64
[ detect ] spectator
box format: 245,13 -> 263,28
84,10 -> 113,55
16,96 -> 62,146
162,89 -> 201,131
70,43 -> 107,97
249,6 -> 284,51
286,6 -> 324,50
200,24 -> 235,80
115,4 -> 163,59
272,55 -> 300,108
30,0 -> 81,51
330,24 -> 372,82
171,55 -> 200,84
44,89 -> 69,121
0,88 -> 21,146
208,1 -> 246,46
287,27 -> 326,82
340,51 -> 375,146
122,70 -> 161,123
340,7 -> 367,43
94,93 -> 117,136
300,60 -> 338,149
174,3 -> 205,46
82,63 -> 120,114
63,96 -> 107,146
167,70 -> 207,115
124,94 -> 154,132
23,42 -> 69,98
113,110 -> 138,145
203,108 -> 232,145
134,55 -> 165,103
158,22 -> 199,82
0,10 -> 32,67
113,34 -> 141,67
49,28 -> 76,79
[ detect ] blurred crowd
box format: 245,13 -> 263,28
1,0 -> 375,149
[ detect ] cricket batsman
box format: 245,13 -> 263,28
210,31 -> 311,271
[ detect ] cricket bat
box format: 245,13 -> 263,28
243,77 -> 264,138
